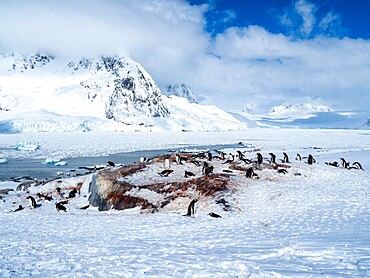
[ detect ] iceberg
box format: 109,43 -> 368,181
54,161 -> 68,166
0,158 -> 8,164
16,142 -> 40,151
179,148 -> 209,154
42,158 -> 68,166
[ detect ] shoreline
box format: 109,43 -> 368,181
0,143 -> 240,182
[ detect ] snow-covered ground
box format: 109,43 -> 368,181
0,129 -> 369,277
0,129 -> 369,160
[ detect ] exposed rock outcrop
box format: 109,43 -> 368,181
88,160 -> 234,212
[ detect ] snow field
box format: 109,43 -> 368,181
0,163 -> 369,277
0,129 -> 369,160
0,129 -> 369,277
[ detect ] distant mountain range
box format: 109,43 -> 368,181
234,103 -> 370,129
0,52 -> 368,132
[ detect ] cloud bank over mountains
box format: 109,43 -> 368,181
0,0 -> 369,112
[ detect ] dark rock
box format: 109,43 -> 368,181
0,188 -> 14,195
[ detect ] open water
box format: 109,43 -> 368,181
0,144 -> 238,181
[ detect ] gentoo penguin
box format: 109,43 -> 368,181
283,152 -> 290,163
269,153 -> 276,164
241,158 -> 253,164
295,153 -> 302,161
222,169 -> 233,173
14,205 -> 24,212
277,168 -> 288,174
185,199 -> 197,217
237,150 -> 245,160
205,165 -> 214,175
184,171 -> 196,178
352,161 -> 364,170
175,154 -> 182,165
68,188 -> 78,199
202,161 -> 214,175
207,152 -> 213,161
80,204 -> 90,210
139,157 -> 147,163
256,153 -> 263,165
56,202 -> 67,212
43,195 -> 53,201
36,193 -> 53,201
340,158 -> 350,169
307,154 -> 316,165
55,187 -> 64,199
107,161 -> 115,167
325,161 -> 339,167
245,167 -> 258,178
208,212 -> 222,218
163,156 -> 171,169
26,196 -> 37,208
190,160 -> 201,167
158,169 -> 173,177
222,154 -> 234,164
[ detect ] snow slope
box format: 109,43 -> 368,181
0,129 -> 369,277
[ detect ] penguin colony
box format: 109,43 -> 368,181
9,149 -> 365,216
150,148 -> 365,217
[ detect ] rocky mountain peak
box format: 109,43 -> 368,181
68,56 -> 170,121
9,52 -> 54,72
166,83 -> 198,104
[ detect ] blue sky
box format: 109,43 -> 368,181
190,0 -> 370,39
0,0 -> 369,112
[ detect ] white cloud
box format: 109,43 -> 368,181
0,0 -> 208,58
208,26 -> 370,111
0,0 -> 369,112
294,0 -> 316,37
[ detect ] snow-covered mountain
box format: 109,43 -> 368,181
166,83 -> 198,103
267,103 -> 332,119
0,52 -> 246,132
234,102 -> 370,129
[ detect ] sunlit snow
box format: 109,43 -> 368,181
0,129 -> 369,277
